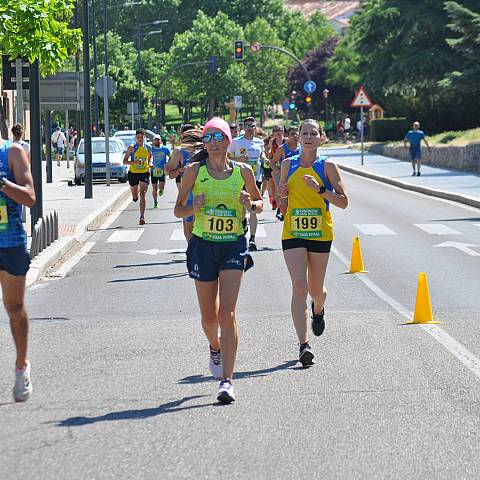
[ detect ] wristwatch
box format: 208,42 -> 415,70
251,202 -> 257,211
318,186 -> 326,195
0,177 -> 7,190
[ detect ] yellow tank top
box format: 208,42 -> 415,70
129,144 -> 150,173
282,156 -> 334,242
192,161 -> 245,242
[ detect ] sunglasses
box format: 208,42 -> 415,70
202,132 -> 226,143
244,123 -> 256,129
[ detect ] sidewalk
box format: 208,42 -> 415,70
26,160 -> 130,286
324,147 -> 480,209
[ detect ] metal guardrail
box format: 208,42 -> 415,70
30,210 -> 59,259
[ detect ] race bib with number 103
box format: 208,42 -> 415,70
203,207 -> 238,242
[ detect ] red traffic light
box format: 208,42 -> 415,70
234,40 -> 244,61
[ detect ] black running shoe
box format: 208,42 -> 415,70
249,240 -> 257,251
417,171 -> 421,176
311,302 -> 325,336
299,342 -> 315,367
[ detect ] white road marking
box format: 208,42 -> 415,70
332,245 -> 480,381
107,229 -> 144,243
255,225 -> 267,237
170,228 -> 186,241
434,241 -> 480,257
354,224 -> 397,235
414,223 -> 462,235
137,248 -> 186,256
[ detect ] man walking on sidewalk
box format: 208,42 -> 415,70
404,121 -> 431,176
0,138 -> 36,402
51,126 -> 67,166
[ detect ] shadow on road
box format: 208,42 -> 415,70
179,360 -> 298,384
108,272 -> 188,283
113,260 -> 185,268
54,395 -> 210,427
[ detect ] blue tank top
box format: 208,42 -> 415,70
282,143 -> 301,159
179,149 -> 192,179
151,146 -> 169,170
0,141 -> 27,248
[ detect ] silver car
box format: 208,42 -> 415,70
74,138 -> 128,185
114,129 -> 155,149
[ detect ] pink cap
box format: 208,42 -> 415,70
202,117 -> 232,145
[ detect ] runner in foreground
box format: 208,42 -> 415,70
0,138 -> 36,401
278,119 -> 348,367
174,117 -> 263,403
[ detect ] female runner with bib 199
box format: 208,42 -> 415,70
278,119 -> 348,368
174,117 -> 263,404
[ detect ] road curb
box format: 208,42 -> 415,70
26,187 -> 131,287
337,163 -> 480,210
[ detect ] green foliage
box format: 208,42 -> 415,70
370,117 -> 409,142
0,0 -> 81,75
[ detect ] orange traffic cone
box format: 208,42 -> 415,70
410,272 -> 440,324
348,236 -> 367,273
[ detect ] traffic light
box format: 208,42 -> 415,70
234,40 -> 244,61
305,96 -> 312,104
289,101 -> 296,110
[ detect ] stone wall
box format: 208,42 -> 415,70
368,144 -> 480,173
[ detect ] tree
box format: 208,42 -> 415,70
0,0 -> 81,75
441,1 -> 480,96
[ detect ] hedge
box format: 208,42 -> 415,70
370,117 -> 409,142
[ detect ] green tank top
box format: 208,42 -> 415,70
192,161 -> 245,242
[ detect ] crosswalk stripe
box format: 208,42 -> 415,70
107,229 -> 144,242
414,224 -> 462,235
170,225 -> 268,240
354,224 -> 397,235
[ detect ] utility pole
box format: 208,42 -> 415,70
83,0 -> 93,198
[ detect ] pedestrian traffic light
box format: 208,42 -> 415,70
305,96 -> 312,104
289,101 -> 296,110
234,40 -> 244,61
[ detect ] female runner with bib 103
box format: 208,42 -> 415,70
174,117 -> 263,404
278,119 -> 348,367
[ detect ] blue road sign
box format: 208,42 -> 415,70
304,80 -> 316,94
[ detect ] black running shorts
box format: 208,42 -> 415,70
128,171 -> 150,186
282,238 -> 332,253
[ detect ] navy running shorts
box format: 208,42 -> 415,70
0,245 -> 30,276
186,234 -> 254,282
410,147 -> 421,160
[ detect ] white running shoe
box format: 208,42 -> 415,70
13,360 -> 32,402
217,378 -> 235,404
209,346 -> 223,380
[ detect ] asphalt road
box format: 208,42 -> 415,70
1,165 -> 480,479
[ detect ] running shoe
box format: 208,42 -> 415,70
276,212 -> 284,222
299,342 -> 315,367
209,346 -> 223,380
153,202 -> 158,209
417,171 -> 421,176
132,197 -> 138,202
412,172 -> 416,176
159,190 -> 164,197
311,302 -> 325,337
13,360 -> 32,402
139,216 -> 145,225
217,378 -> 235,404
249,239 -> 257,251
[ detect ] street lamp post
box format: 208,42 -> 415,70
323,88 -> 330,131
135,21 -> 167,128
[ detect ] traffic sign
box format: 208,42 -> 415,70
250,42 -> 262,53
95,76 -> 116,98
2,55 -> 29,90
304,80 -> 316,94
351,86 -> 373,108
234,96 -> 243,109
